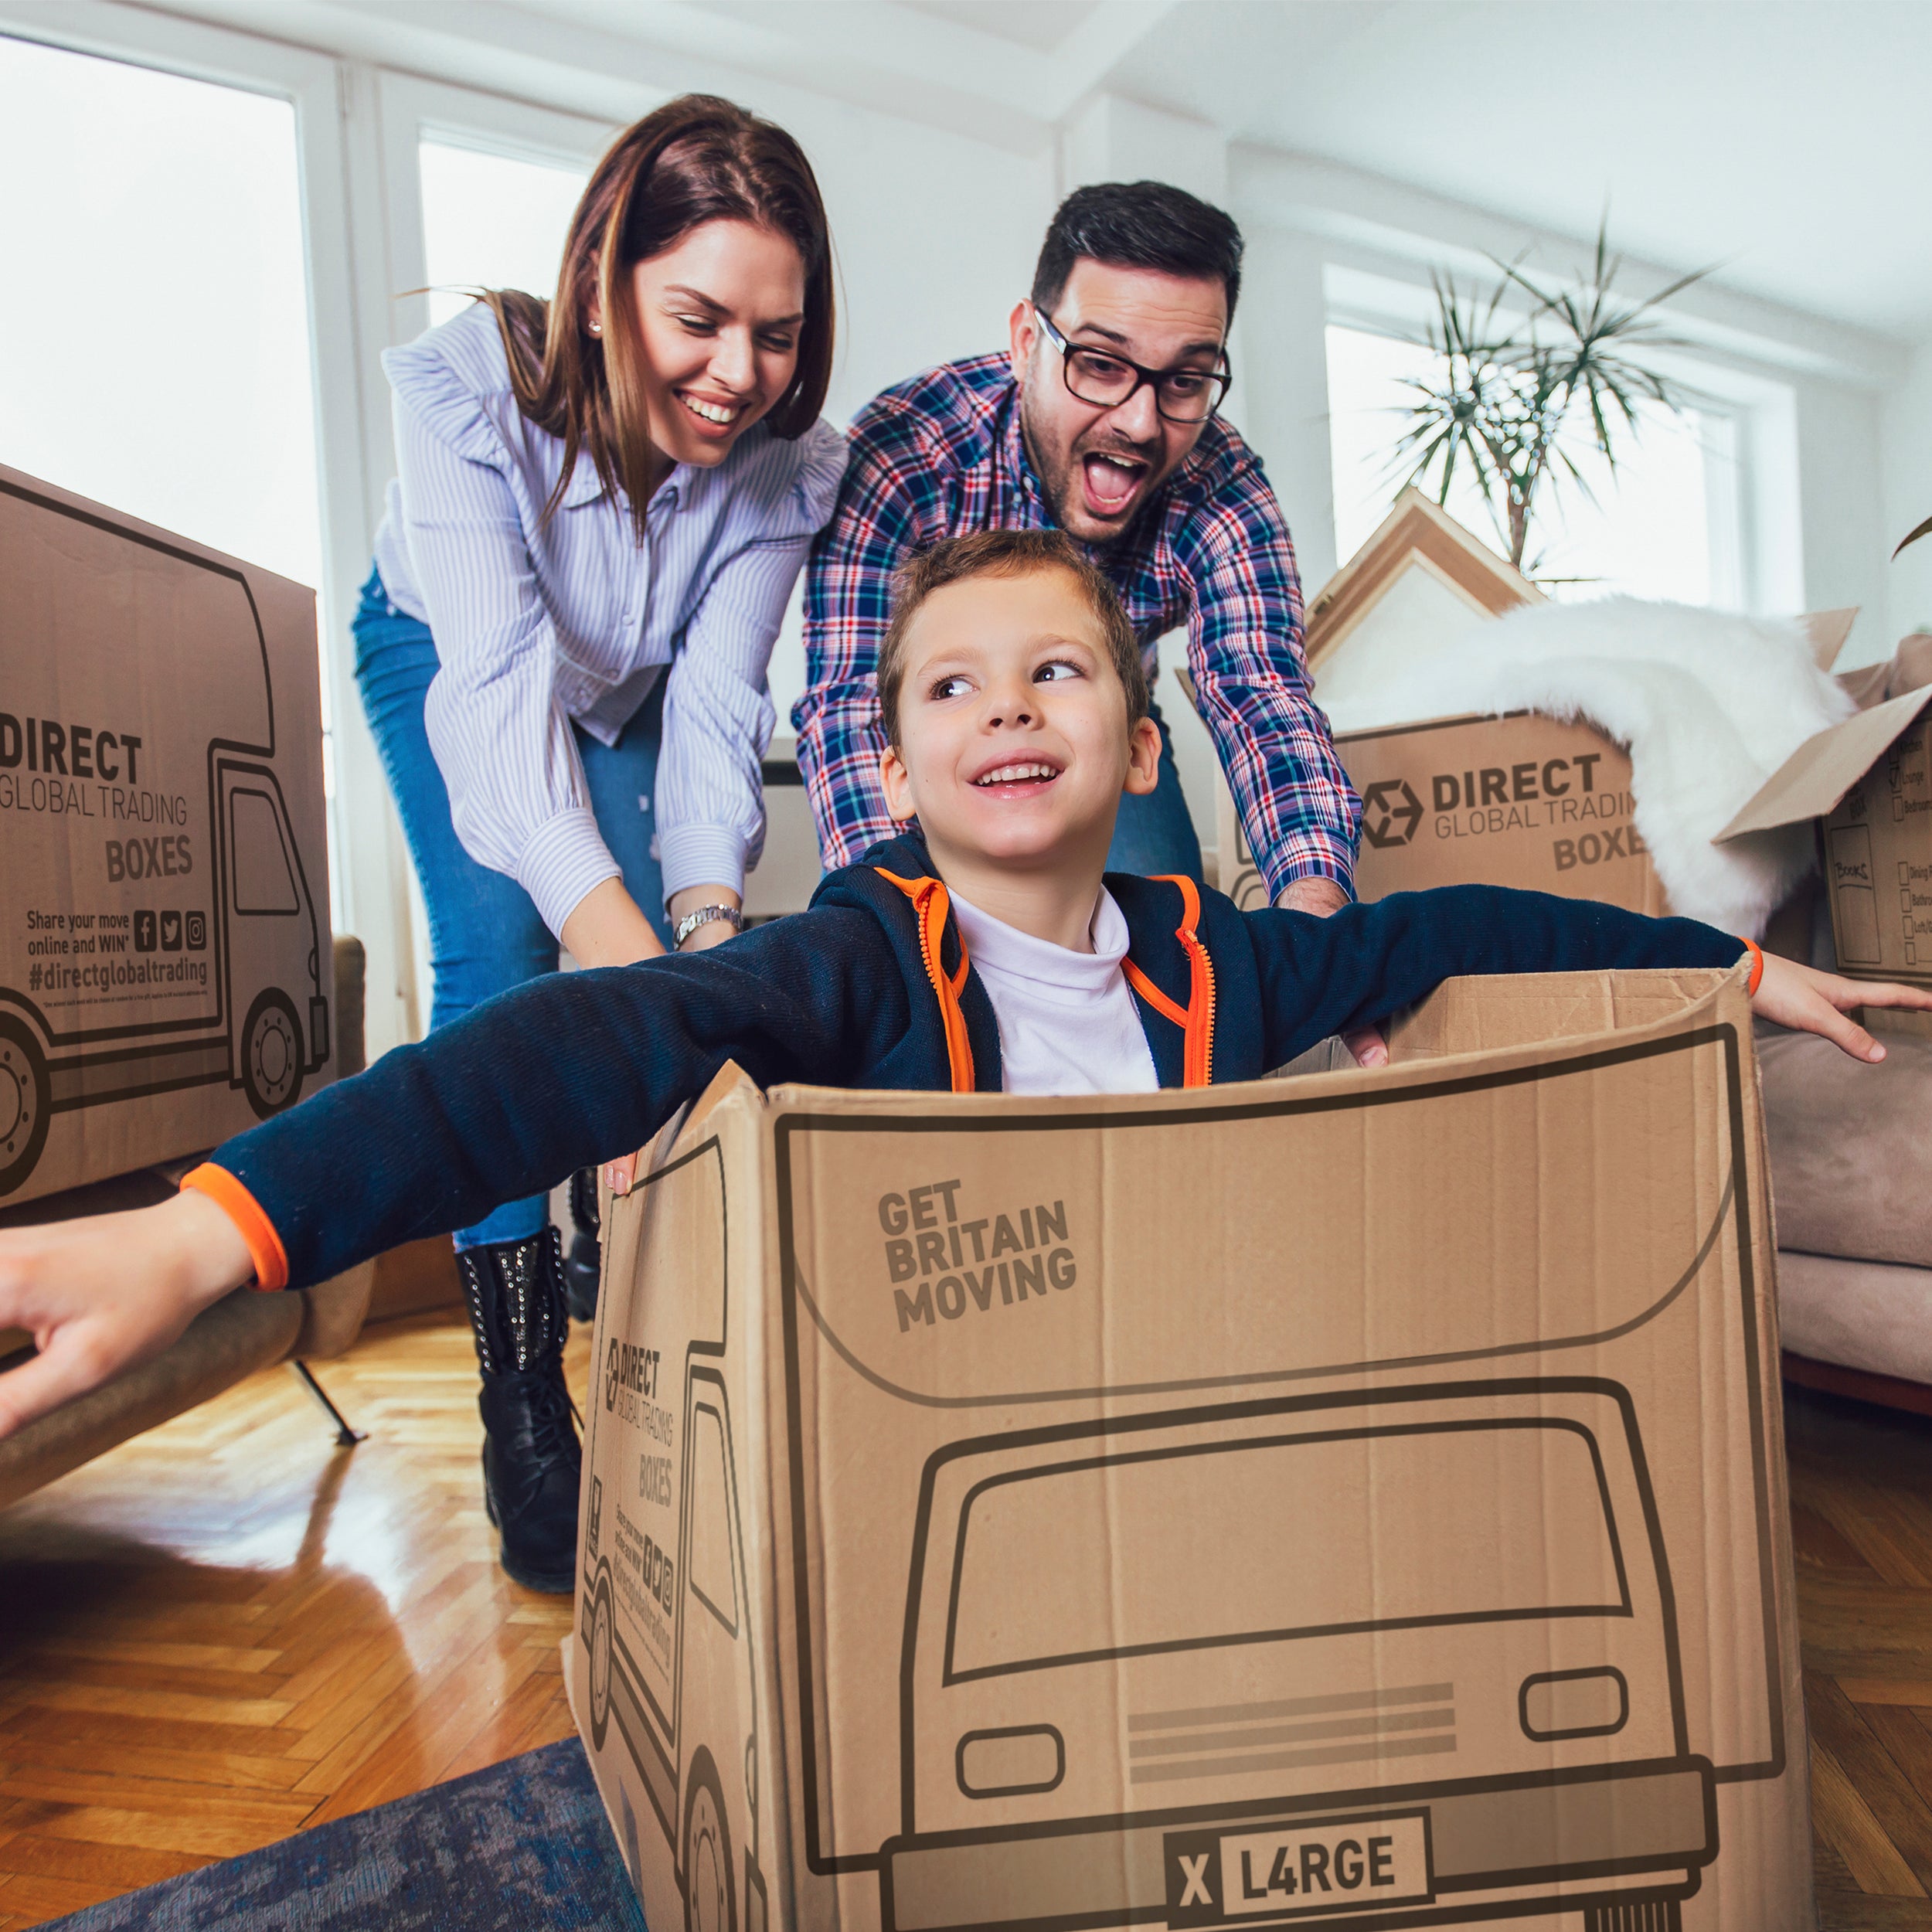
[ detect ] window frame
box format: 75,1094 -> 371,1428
1321,262 -> 1796,619
0,5 -> 624,1058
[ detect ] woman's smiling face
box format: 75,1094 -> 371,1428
628,217 -> 805,470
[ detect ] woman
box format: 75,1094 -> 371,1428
352,95 -> 844,1592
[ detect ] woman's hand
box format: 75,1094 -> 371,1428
560,877 -> 668,969
1753,953 -> 1932,1060
592,884 -> 745,1198
0,1191 -> 256,1441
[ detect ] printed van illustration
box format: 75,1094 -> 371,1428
0,468 -> 332,1201
573,971 -> 1814,1932
580,1138 -> 767,1932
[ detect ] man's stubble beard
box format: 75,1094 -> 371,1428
1017,385 -> 1169,552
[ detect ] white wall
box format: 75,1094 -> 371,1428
1792,382 -> 1888,648
1881,339 -> 1932,645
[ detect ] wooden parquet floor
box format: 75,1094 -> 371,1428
5,1324 -> 1932,1926
1789,1385 -> 1932,1928
0,1312 -> 589,1928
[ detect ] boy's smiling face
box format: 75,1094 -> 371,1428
880,565 -> 1161,896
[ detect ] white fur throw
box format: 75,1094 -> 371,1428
1321,597 -> 1854,937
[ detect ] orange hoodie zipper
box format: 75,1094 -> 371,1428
1122,873 -> 1216,1087
875,869 -> 976,1093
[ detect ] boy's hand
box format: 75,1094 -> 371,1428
1277,876 -> 1389,1066
1752,953 -> 1932,1060
0,1191 -> 254,1441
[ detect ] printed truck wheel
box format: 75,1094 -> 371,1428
0,1015 -> 51,1196
683,1755 -> 735,1932
242,989 -> 304,1119
588,1580 -> 614,1750
1583,1899 -> 1682,1932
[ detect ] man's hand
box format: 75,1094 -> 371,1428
1274,875 -> 1389,1067
1753,954 -> 1932,1060
0,1191 -> 255,1441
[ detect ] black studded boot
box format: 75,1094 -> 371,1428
563,1165 -> 601,1323
456,1227 -> 582,1593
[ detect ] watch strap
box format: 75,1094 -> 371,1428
673,903 -> 745,948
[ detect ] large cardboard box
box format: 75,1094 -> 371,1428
1218,714 -> 1663,914
1720,678 -> 1932,988
571,966 -> 1812,1932
0,466 -> 334,1203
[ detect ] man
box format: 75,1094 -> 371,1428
798,179 -> 1362,933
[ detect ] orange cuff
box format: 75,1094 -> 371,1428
1739,936 -> 1764,997
181,1163 -> 289,1291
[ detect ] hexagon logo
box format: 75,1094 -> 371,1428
1362,777 -> 1423,849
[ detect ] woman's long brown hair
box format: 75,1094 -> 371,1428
480,94 -> 835,544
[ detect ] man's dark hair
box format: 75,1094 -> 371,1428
1031,181 -> 1244,321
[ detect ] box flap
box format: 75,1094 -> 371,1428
1799,607 -> 1859,670
1716,686 -> 1932,840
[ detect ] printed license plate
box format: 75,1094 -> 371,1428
1164,1810 -> 1432,1925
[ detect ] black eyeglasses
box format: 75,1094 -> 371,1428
1033,306 -> 1230,423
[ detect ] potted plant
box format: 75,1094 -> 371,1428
1389,224 -> 1711,577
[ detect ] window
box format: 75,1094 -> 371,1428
945,1422 -> 1626,1682
1326,323 -> 1743,607
0,34 -> 337,909
418,138 -> 589,325
230,789 -> 300,913
688,1404 -> 740,1636
0,36 -> 322,590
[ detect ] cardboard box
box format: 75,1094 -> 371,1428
0,466 -> 334,1203
1720,669 -> 1932,988
1216,713 -> 1663,916
570,967 -> 1812,1932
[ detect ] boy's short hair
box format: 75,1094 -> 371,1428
879,529 -> 1150,745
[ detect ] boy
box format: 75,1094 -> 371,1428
1,530 -> 1923,1459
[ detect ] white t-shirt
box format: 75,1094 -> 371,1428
948,888 -> 1160,1096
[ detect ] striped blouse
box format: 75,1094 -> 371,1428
372,302 -> 847,937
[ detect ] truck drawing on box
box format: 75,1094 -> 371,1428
580,1139 -> 766,1932
894,1383 -> 1709,1932
772,1021 -> 1785,1932
0,478 -> 330,1196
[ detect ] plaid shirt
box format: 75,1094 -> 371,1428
795,352 -> 1361,899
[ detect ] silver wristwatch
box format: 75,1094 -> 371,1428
673,903 -> 747,949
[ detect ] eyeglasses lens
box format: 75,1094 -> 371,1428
1066,350 -> 1220,423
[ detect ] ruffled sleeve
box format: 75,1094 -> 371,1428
655,419 -> 848,900
386,307 -> 622,937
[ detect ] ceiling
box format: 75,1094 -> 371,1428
123,0 -> 1930,343
896,0 -> 1103,54
1104,1 -> 1932,343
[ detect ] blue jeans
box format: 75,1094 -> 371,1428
352,566 -> 672,1250
1106,700 -> 1203,883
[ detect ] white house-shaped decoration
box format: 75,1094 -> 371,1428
1305,489 -> 1543,720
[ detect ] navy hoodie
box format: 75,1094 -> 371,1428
204,832 -> 1746,1287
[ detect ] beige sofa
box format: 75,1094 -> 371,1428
0,938 -> 375,1509
1759,1020 -> 1932,1412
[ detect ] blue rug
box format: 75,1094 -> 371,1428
43,1739 -> 649,1930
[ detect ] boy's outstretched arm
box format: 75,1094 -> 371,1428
1248,885 -> 1932,1068
0,913 -> 900,1441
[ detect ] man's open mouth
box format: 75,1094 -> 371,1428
1080,451 -> 1149,518
971,759 -> 1063,793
